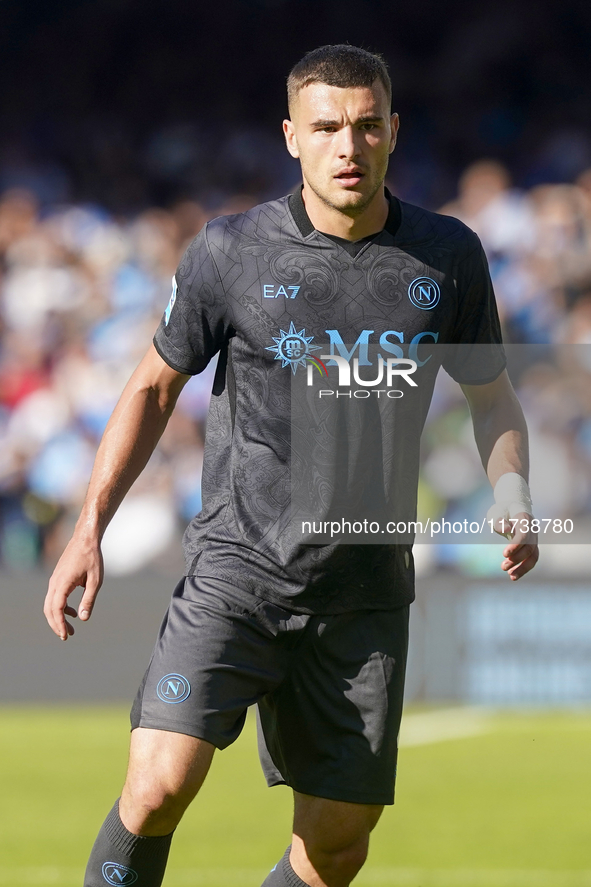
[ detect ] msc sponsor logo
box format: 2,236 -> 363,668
269,326 -> 440,375
156,673 -> 191,704
266,321 -> 321,374
408,277 -> 440,310
325,329 -> 439,367
102,862 -> 138,885
263,283 -> 300,299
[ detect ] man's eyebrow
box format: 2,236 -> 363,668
310,115 -> 384,127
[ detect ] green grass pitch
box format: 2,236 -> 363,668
1,706 -> 590,886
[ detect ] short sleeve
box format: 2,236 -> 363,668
442,231 -> 506,385
153,223 -> 230,375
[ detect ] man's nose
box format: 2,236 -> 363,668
336,125 -> 359,159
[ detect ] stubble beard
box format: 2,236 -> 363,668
304,162 -> 388,219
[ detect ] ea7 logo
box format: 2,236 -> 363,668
263,284 -> 300,299
156,673 -> 191,704
102,862 -> 138,885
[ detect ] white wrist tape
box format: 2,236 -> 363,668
487,472 -> 533,529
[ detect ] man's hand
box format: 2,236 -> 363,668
498,511 -> 539,581
43,535 -> 104,640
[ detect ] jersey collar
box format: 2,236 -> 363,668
288,185 -> 402,240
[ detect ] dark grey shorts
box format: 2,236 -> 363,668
131,576 -> 409,805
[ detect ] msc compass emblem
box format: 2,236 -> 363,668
156,673 -> 191,704
102,862 -> 139,885
266,321 -> 321,374
408,277 -> 440,310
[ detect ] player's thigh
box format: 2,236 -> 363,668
258,605 -> 409,806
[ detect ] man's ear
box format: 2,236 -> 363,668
389,113 -> 400,154
283,119 -> 300,158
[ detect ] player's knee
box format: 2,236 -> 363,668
121,777 -> 189,834
121,729 -> 213,834
305,834 -> 370,885
127,779 -> 182,812
334,836 -> 370,877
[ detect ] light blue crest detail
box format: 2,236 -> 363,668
408,276 -> 440,310
102,862 -> 139,885
266,321 -> 321,375
157,673 -> 191,704
164,276 -> 178,325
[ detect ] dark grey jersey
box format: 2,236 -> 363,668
153,189 -> 505,614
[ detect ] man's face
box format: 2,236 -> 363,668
283,80 -> 398,216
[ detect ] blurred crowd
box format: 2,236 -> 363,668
1,159 -> 591,574
0,190 -> 223,572
421,160 -> 591,574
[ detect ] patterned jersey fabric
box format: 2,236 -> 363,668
153,189 -> 505,613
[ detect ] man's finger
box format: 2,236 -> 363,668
507,554 -> 537,580
63,604 -> 78,637
502,544 -> 539,580
78,575 -> 102,621
44,583 -> 76,641
502,540 -> 536,564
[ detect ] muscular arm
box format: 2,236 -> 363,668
44,344 -> 191,639
461,370 -> 539,580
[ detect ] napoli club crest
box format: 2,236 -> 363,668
102,862 -> 139,885
408,277 -> 440,310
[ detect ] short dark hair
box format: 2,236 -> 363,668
287,44 -> 391,112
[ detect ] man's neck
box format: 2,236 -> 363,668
301,183 -> 389,241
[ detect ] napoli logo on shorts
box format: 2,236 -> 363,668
156,673 -> 191,704
408,277 -> 440,310
102,862 -> 138,885
266,321 -> 321,374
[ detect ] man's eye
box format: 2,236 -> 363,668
360,123 -> 377,131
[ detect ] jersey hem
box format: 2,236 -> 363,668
189,571 -> 415,616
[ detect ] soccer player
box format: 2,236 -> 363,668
44,45 -> 538,887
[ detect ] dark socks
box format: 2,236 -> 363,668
84,799 -> 174,887
261,846 -> 310,886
